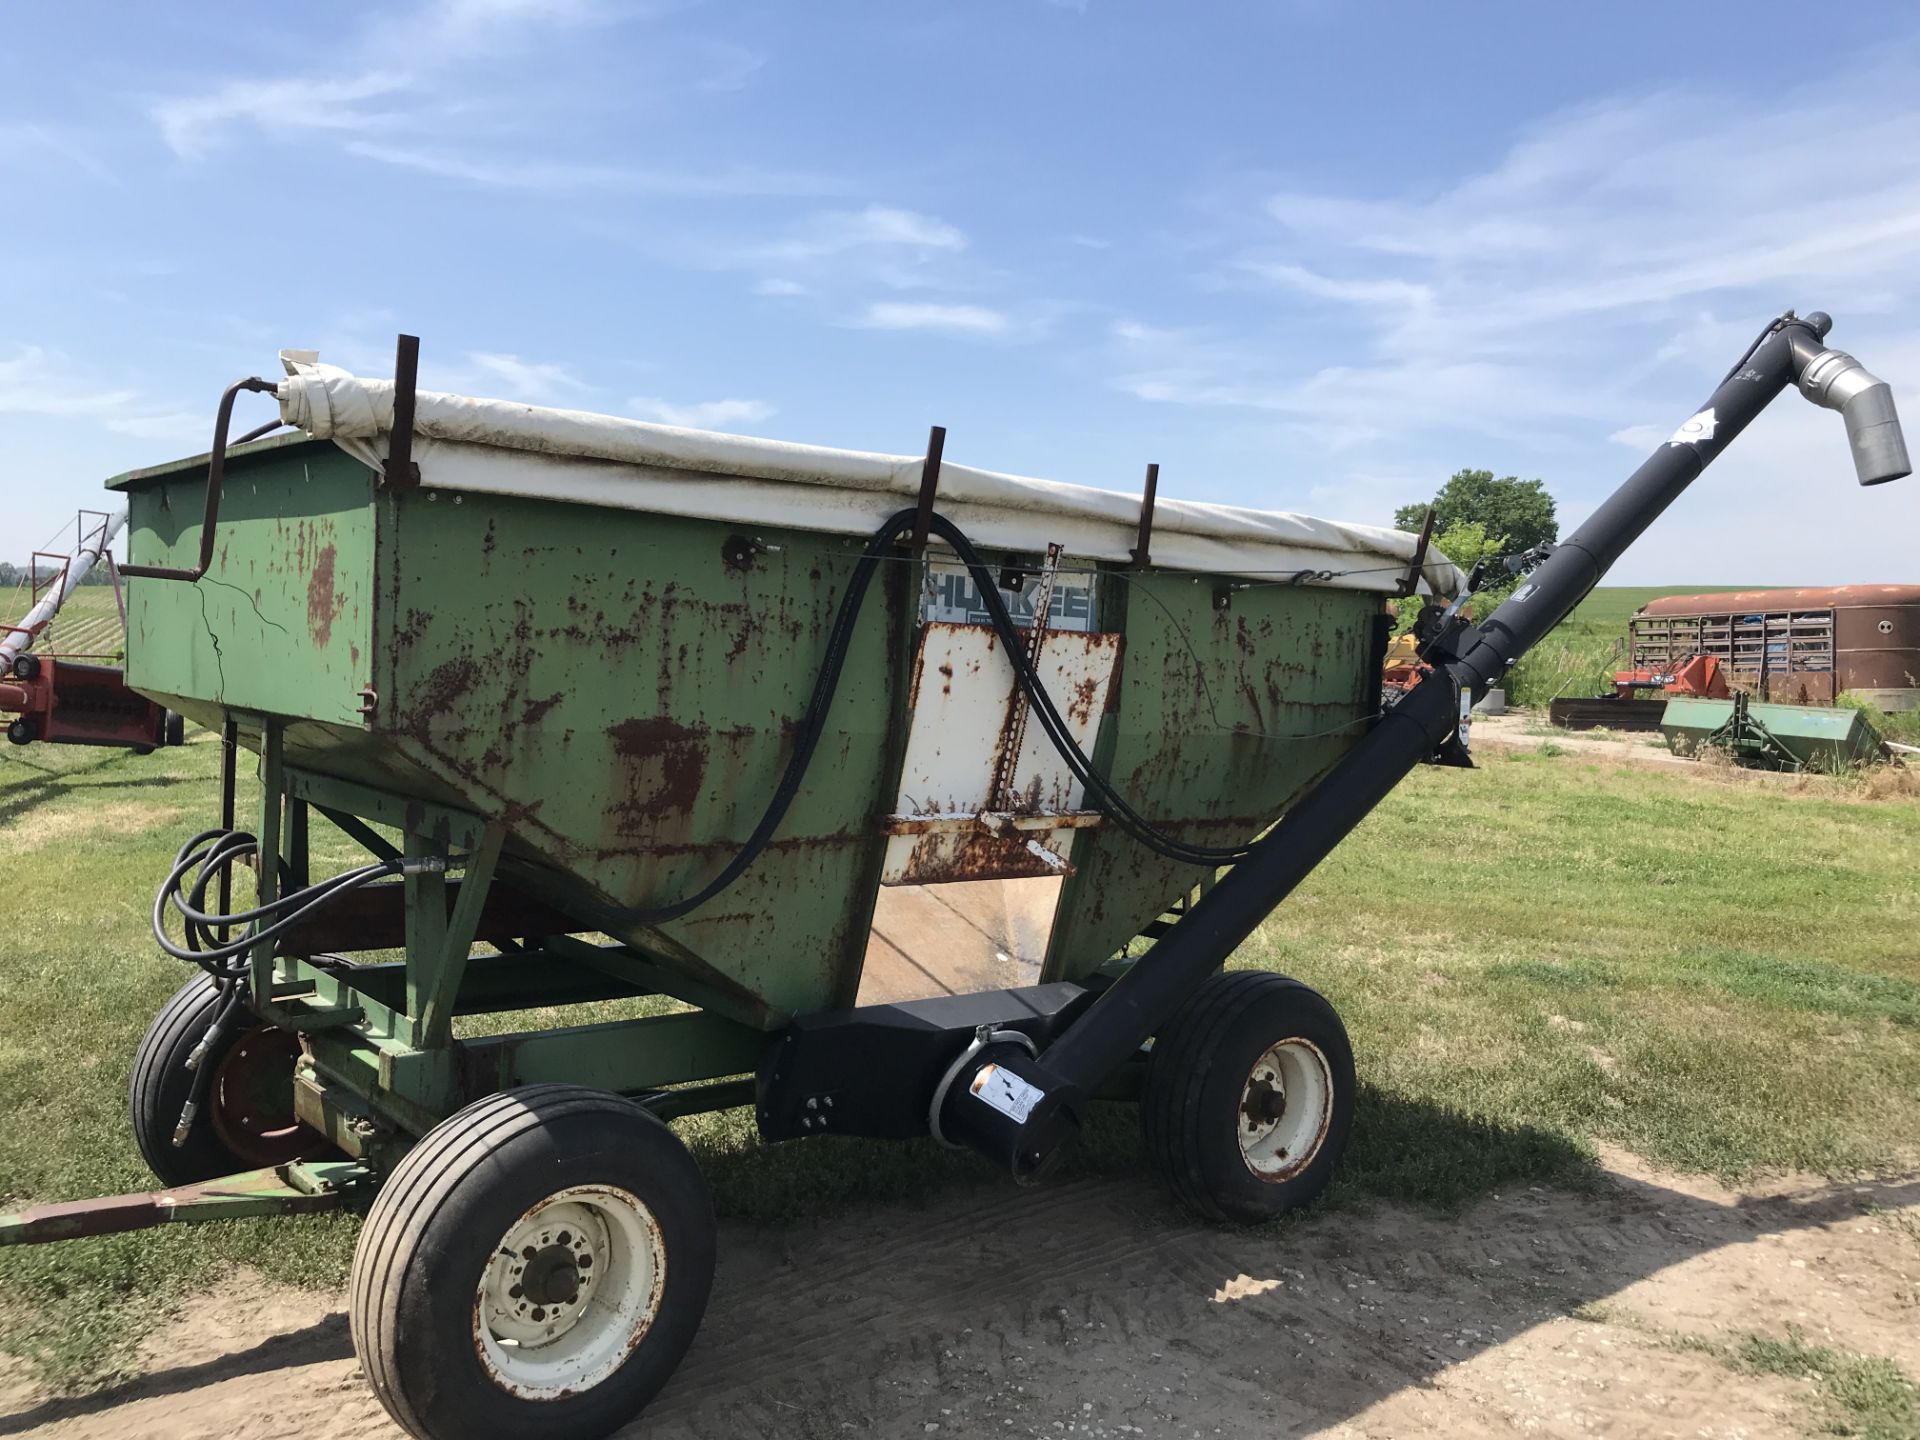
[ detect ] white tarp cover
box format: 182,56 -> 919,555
276,351 -> 1461,597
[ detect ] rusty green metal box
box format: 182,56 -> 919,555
109,434 -> 1403,1029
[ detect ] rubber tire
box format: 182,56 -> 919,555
6,718 -> 33,746
11,653 -> 39,680
1141,970 -> 1355,1224
130,974 -> 279,1186
350,1085 -> 716,1440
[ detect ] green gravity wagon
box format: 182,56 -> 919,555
2,313 -> 1907,1440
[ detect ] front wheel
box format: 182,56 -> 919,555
350,1085 -> 716,1440
1141,970 -> 1355,1223
129,974 -> 322,1186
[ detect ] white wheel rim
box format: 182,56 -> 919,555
474,1184 -> 667,1400
1237,1038 -> 1334,1181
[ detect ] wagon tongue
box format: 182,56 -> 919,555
0,1160 -> 367,1247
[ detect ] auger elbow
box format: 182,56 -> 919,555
1792,337 -> 1912,486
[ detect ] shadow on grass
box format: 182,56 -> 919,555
0,748 -> 193,828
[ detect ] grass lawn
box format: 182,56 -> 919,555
1,729 -> 1916,1388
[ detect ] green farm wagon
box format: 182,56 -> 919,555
2,310 -> 1906,1440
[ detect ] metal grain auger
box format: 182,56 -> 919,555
1,311 -> 1904,1440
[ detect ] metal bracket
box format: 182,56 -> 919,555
382,334 -> 422,490
1130,462 -> 1159,569
1393,506 -> 1437,597
910,424 -> 946,556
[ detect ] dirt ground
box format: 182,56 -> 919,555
1470,711 -> 1694,770
5,1150 -> 1916,1439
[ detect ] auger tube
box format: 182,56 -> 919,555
937,309 -> 1910,1178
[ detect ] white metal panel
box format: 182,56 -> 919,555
882,623 -> 1120,884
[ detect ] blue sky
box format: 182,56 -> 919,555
4,1 -> 1919,583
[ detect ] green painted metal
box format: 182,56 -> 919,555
1661,695 -> 1887,769
111,438 -> 377,732
111,438 -> 1385,1128
368,484 -> 907,1026
1046,577 -> 1382,978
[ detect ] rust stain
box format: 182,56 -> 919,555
306,544 -> 346,647
418,657 -> 482,716
1065,674 -> 1100,727
606,715 -> 712,831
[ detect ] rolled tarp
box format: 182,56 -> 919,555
275,351 -> 1462,598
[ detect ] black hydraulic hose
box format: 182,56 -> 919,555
584,506 -> 1276,933
152,829 -> 462,974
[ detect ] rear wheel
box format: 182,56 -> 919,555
1141,970 -> 1355,1223
129,974 -> 322,1186
350,1085 -> 716,1440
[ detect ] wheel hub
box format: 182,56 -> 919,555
207,1025 -> 324,1167
474,1185 -> 666,1401
521,1243 -> 583,1306
1236,1038 -> 1333,1182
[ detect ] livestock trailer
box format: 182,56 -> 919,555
1630,584 -> 1920,710
0,308 -> 1908,1440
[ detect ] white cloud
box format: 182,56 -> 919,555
1607,424 -> 1668,450
149,0 -> 719,166
0,346 -> 215,444
343,142 -> 836,196
755,206 -> 967,265
457,352 -> 586,404
718,205 -> 991,317
105,411 -> 212,441
154,72 -> 410,158
628,396 -> 775,429
1112,64 -> 1920,578
1236,260 -> 1432,310
852,302 -> 1011,337
0,123 -> 116,183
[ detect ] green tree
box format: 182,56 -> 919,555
1391,519 -> 1516,628
1396,469 -> 1558,555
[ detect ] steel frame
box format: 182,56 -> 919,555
235,714 -> 770,1151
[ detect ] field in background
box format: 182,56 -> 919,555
1503,583 -> 1762,707
1554,584 -> 1766,644
2,585 -> 126,662
1,725 -> 1916,1395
